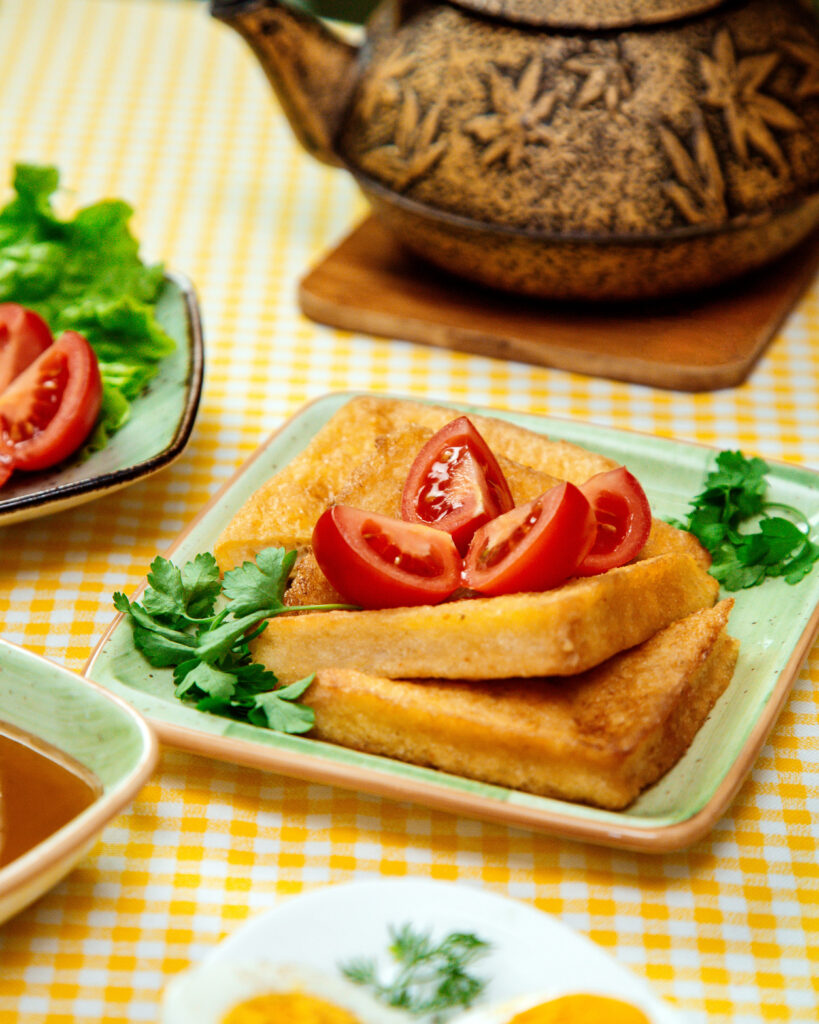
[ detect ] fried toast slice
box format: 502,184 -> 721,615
307,600 -> 738,810
214,395 -> 617,571
254,552 -> 720,684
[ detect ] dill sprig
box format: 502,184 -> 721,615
341,923 -> 490,1022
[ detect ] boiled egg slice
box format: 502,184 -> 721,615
451,989 -> 659,1024
160,960 -> 411,1024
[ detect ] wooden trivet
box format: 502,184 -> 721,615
299,217 -> 819,392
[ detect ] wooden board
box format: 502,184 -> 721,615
299,217 -> 819,392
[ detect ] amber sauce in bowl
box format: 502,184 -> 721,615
0,723 -> 101,868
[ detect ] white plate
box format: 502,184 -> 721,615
165,879 -> 682,1023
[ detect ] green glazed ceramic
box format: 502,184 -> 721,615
85,392 -> 819,852
0,640 -> 157,924
0,271 -> 203,526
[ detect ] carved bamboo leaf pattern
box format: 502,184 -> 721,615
659,118 -> 727,225
359,48 -> 416,122
563,41 -> 631,113
699,28 -> 801,172
465,57 -> 560,169
781,38 -> 819,99
361,86 -> 448,191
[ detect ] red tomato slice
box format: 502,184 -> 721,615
575,466 -> 652,576
312,505 -> 462,609
0,331 -> 102,472
463,482 -> 596,596
0,303 -> 53,394
0,449 -> 12,489
401,416 -> 514,554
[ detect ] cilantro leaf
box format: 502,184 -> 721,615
251,682 -> 316,733
194,608 -> 278,664
675,450 -> 819,590
221,547 -> 297,616
178,661 -> 238,702
114,547 -> 356,735
143,557 -> 187,621
141,553 -> 222,624
181,553 -> 222,619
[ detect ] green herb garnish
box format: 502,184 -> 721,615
114,547 -> 355,732
673,450 -> 819,590
0,162 -> 175,451
341,923 -> 490,1022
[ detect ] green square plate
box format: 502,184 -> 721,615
84,392 -> 819,852
0,271 -> 203,525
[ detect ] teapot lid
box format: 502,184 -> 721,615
450,0 -> 727,29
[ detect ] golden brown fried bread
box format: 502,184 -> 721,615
255,552 -> 720,684
214,395 -> 615,571
307,601 -> 738,810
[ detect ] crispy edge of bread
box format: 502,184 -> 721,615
214,395 -> 616,571
255,552 -> 720,683
307,600 -> 738,810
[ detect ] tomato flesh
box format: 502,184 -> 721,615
463,482 -> 596,596
0,303 -> 53,394
312,505 -> 462,609
575,467 -> 652,576
0,330 -> 102,472
401,416 -> 514,553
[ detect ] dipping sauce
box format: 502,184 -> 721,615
0,723 -> 101,868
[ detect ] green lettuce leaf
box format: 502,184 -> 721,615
0,162 -> 174,452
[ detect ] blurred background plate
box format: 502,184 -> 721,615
0,271 -> 203,526
161,879 -> 681,1023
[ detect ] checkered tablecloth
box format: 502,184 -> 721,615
0,1 -> 817,1020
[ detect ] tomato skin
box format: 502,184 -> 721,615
0,330 -> 102,472
312,505 -> 463,609
0,304 -> 53,394
575,467 -> 652,576
463,482 -> 597,596
401,416 -> 514,554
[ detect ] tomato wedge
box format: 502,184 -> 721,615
401,416 -> 514,554
0,303 -> 53,394
463,482 -> 596,596
312,505 -> 462,609
0,330 -> 102,472
0,449 -> 12,488
575,466 -> 652,576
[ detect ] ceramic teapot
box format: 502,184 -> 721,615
211,0 -> 819,300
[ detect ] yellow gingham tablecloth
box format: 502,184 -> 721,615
0,0 -> 817,1020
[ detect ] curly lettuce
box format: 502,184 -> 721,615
0,163 -> 175,451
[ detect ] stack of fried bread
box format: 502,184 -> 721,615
214,396 -> 739,810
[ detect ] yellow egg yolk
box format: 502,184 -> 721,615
220,991 -> 362,1024
507,993 -> 651,1024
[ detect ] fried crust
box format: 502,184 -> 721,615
255,552 -> 720,684
214,395 -> 616,571
307,601 -> 738,810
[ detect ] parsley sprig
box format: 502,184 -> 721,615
114,547 -> 355,733
674,450 -> 819,591
341,923 -> 490,1022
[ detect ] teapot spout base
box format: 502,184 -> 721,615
211,0 -> 359,167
